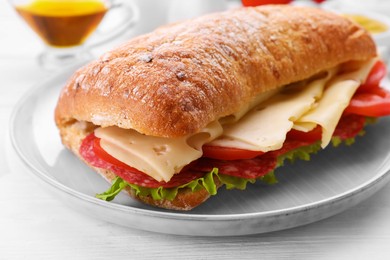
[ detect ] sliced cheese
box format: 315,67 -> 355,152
210,59 -> 376,151
296,58 -> 377,147
208,72 -> 334,151
94,121 -> 223,182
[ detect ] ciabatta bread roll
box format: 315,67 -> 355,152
55,5 -> 380,210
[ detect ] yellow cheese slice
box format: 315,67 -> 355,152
296,58 -> 377,147
210,59 -> 376,151
95,121 -> 222,182
208,72 -> 334,151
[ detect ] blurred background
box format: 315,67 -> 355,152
1,0 -> 390,73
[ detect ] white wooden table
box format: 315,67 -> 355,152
2,1 -> 390,259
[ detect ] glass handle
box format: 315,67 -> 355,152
86,0 -> 140,49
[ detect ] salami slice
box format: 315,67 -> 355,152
80,134 -> 205,188
193,153 -> 277,179
80,134 -> 112,169
270,139 -> 313,157
334,114 -> 366,139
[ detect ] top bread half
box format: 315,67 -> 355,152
55,5 -> 376,138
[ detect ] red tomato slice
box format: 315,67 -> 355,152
202,145 -> 264,160
345,87 -> 390,117
286,125 -> 322,143
358,60 -> 387,93
241,0 -> 291,7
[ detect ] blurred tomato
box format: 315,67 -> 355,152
241,0 -> 292,6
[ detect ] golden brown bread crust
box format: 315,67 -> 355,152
55,5 -> 377,210
55,5 -> 376,138
61,121 -> 219,210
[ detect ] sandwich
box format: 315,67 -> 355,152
54,5 -> 390,211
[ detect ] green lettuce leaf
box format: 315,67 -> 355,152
96,168 -> 258,201
96,126 -> 366,202
96,177 -> 128,201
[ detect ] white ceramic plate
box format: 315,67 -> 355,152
10,62 -> 390,236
